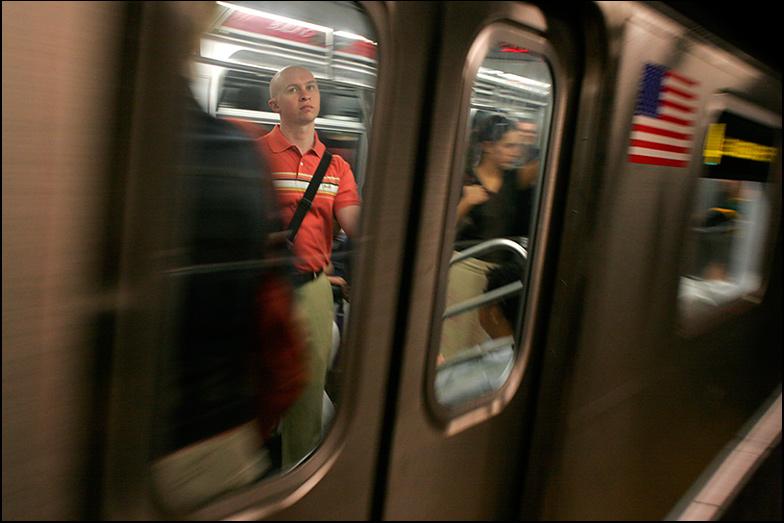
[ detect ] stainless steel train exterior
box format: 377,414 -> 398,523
3,1 -> 781,520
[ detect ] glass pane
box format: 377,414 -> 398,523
678,111 -> 779,327
435,41 -> 553,408
151,1 -> 376,512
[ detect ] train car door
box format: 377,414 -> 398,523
99,1 -> 588,520
372,3 -> 587,519
100,2 -> 460,520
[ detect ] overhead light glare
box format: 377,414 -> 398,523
217,1 -> 332,34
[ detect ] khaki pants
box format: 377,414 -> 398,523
281,272 -> 334,468
439,256 -> 496,361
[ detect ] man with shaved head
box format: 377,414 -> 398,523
258,65 -> 361,467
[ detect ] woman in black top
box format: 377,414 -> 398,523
440,113 -> 537,361
455,113 -> 537,250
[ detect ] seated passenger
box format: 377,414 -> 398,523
436,261 -> 523,407
696,180 -> 745,282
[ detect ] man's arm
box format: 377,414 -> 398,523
335,204 -> 361,239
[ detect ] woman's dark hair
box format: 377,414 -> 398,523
468,113 -> 515,167
475,113 -> 515,143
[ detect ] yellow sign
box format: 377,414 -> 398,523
704,123 -> 777,165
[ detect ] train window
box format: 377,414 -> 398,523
150,0 -> 376,514
434,40 -> 552,408
678,95 -> 780,331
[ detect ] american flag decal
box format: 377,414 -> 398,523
627,62 -> 699,167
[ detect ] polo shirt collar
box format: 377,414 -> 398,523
267,124 -> 326,157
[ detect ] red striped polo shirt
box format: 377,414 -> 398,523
257,125 -> 360,272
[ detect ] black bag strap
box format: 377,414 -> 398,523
287,150 -> 332,243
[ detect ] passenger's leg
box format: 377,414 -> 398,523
280,273 -> 333,468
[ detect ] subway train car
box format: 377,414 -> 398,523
3,1 -> 781,520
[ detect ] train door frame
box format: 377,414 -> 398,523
517,1 -> 617,517
373,2 -> 591,519
100,2 -> 456,520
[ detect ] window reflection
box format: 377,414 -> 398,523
151,1 -> 376,513
435,43 -> 552,407
678,107 -> 779,329
437,247 -> 525,407
679,178 -> 772,323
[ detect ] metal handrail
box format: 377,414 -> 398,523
449,237 -> 527,266
443,238 -> 527,319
